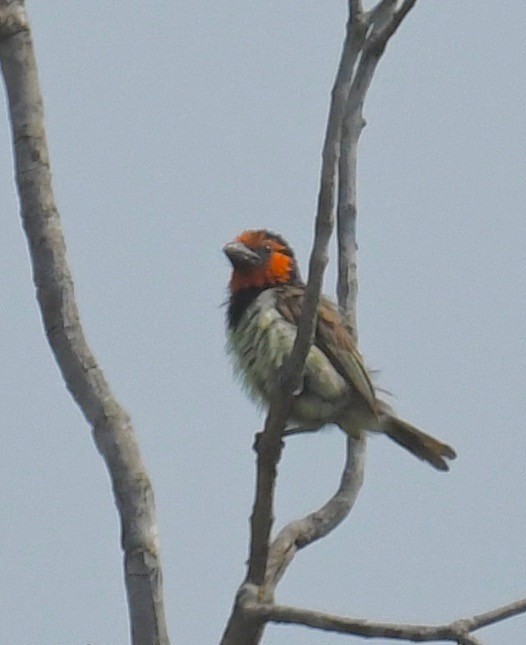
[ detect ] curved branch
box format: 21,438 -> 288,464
265,434 -> 365,594
0,3 -> 169,643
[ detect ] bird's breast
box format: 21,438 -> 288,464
226,290 -> 294,405
226,289 -> 351,426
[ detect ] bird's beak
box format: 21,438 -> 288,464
223,242 -> 262,268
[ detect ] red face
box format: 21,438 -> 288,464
223,230 -> 295,293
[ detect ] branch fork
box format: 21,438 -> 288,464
221,2 -> 423,643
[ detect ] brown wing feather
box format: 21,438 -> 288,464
274,286 -> 378,415
316,297 -> 378,416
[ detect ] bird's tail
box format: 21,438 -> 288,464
381,415 -> 456,471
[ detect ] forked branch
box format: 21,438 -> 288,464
221,2 -> 419,644
261,0 -> 419,614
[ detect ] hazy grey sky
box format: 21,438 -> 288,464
1,2 -> 525,644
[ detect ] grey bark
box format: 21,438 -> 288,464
0,2 -> 169,643
265,435 -> 365,595
245,597 -> 526,643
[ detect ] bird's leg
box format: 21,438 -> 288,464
283,425 -> 320,437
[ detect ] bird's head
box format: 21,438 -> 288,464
223,229 -> 301,294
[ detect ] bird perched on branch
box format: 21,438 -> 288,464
223,229 -> 456,471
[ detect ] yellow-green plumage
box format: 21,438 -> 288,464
227,289 -> 368,429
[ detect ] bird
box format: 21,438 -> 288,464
223,229 -> 456,471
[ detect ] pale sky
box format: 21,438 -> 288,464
1,2 -> 525,644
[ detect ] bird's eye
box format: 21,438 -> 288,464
264,243 -> 272,252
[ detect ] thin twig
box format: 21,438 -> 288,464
462,597 -> 526,632
245,597 -> 526,641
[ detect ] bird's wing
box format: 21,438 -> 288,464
274,286 -> 378,415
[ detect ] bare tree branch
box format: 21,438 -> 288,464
366,0 -> 418,55
244,0 -> 369,592
220,5 -> 370,643
466,597 -> 526,631
456,636 -> 483,645
0,3 -> 169,643
265,435 -> 365,594
221,2 -> 426,643
265,0 -> 416,600
245,597 -> 526,642
262,0 -> 418,609
260,0 -> 372,596
337,0 -> 417,331
222,2 -> 371,643
368,0 -> 399,33
349,1 -> 364,17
